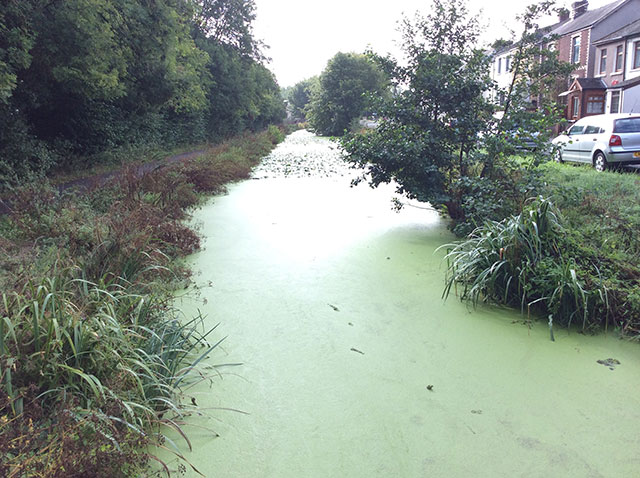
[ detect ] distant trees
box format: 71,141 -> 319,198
307,52 -> 387,136
0,0 -> 285,186
285,77 -> 318,122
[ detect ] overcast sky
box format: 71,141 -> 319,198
252,0 -> 613,87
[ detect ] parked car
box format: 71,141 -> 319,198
508,129 -> 540,151
551,114 -> 640,171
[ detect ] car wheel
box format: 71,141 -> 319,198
554,149 -> 563,163
594,152 -> 607,172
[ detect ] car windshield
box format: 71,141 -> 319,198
614,118 -> 640,133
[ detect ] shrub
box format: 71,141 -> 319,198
443,197 -> 608,331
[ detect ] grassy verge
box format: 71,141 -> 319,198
0,125 -> 288,476
443,161 -> 640,339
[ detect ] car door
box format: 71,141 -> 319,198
563,124 -> 585,162
580,125 -> 602,162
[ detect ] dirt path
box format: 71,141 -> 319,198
0,148 -> 208,214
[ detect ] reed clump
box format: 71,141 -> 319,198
443,197 -> 609,332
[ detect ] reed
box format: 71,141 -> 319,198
442,197 -> 608,332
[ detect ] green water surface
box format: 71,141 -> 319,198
163,131 -> 640,477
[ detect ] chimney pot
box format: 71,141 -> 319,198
572,0 -> 589,19
558,8 -> 570,22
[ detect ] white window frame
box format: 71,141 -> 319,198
609,90 -> 621,113
615,45 -> 624,72
598,49 -> 607,75
571,35 -> 581,65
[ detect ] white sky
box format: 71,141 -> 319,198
253,0 -> 613,87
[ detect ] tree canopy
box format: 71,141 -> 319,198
285,76 -> 318,122
341,0 -> 571,235
0,0 -> 284,186
307,52 -> 387,136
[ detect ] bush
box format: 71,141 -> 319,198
443,197 -> 608,331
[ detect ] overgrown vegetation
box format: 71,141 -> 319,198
0,0 -> 285,189
444,165 -> 640,337
0,127 -> 287,476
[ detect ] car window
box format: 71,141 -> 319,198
614,118 -> 640,133
584,125 -> 600,134
568,125 -> 584,135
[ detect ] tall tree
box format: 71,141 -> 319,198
287,76 -> 317,121
308,52 -> 387,136
342,0 -> 493,223
191,0 -> 262,59
341,0 -> 572,235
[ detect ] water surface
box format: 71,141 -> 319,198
166,131 -> 640,477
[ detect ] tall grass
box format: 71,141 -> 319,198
1,127 -> 288,476
442,197 -> 608,331
0,266 -> 221,476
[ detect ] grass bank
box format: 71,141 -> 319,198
444,161 -> 640,339
0,125 -> 288,477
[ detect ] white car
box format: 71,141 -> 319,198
551,113 -> 640,171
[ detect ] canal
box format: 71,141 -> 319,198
162,130 -> 640,477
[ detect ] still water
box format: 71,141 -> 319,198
164,131 -> 640,477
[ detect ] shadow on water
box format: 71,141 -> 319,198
161,131 -> 640,477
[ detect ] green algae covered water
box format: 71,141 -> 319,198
163,131 -> 640,477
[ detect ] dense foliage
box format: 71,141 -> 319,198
538,163 -> 640,336
307,52 -> 387,136
444,164 -> 640,337
341,0 -> 570,236
0,127 -> 287,475
443,197 -> 608,333
0,0 -> 285,188
284,76 -> 318,122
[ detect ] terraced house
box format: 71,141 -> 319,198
489,0 -> 640,122
593,18 -> 640,113
552,0 -> 640,120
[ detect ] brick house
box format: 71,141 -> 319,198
550,0 -> 640,120
593,18 -> 640,113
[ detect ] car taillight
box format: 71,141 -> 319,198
609,135 -> 622,147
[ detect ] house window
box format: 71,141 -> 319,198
615,45 -> 623,71
506,56 -> 511,72
634,41 -> 640,69
572,96 -> 580,118
572,36 -> 581,64
586,95 -> 604,114
599,49 -> 607,74
498,58 -> 502,74
610,90 -> 621,113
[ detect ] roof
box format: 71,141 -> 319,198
594,17 -> 640,44
610,76 -> 640,89
489,20 -> 568,56
566,78 -> 608,92
548,0 -> 627,37
576,77 -> 608,89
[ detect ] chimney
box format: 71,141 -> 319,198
558,8 -> 570,23
572,1 -> 589,19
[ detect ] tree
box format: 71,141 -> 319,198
0,0 -> 285,186
341,0 -> 494,225
341,0 -> 572,235
308,52 -> 387,136
287,76 -> 317,121
191,0 -> 262,59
